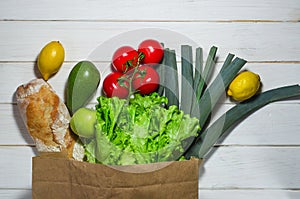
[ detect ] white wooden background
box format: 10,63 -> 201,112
0,0 -> 300,198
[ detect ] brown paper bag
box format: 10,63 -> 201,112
32,154 -> 201,199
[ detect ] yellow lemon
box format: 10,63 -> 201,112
38,41 -> 65,80
227,70 -> 261,101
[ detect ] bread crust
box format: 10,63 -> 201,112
16,79 -> 84,161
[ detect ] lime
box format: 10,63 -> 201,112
70,108 -> 97,138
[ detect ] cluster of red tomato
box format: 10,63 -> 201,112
102,39 -> 164,98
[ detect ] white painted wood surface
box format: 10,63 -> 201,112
0,0 -> 299,198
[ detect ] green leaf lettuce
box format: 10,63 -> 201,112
85,92 -> 200,165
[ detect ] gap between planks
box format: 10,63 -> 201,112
1,61 -> 300,64
1,144 -> 300,148
214,144 -> 300,148
199,187 -> 300,191
1,19 -> 300,23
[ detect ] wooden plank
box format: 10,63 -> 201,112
210,103 -> 300,145
1,146 -> 299,189
0,147 -> 34,189
0,0 -> 299,21
3,62 -> 300,146
3,103 -> 300,145
2,62 -> 300,104
0,0 -> 299,198
0,190 -> 31,199
200,190 -> 300,199
199,147 -> 300,189
5,62 -> 73,104
0,21 -> 299,62
0,103 -> 34,145
0,189 -> 299,199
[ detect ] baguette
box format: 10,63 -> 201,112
16,78 -> 84,161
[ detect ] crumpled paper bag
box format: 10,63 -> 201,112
32,154 -> 201,199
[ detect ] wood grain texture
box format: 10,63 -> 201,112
0,21 -> 299,62
0,190 -> 31,199
3,103 -> 300,146
2,62 -> 299,104
0,0 -> 299,21
1,146 -> 299,190
199,147 -> 300,189
1,0 -> 300,198
200,190 -> 300,199
0,189 -> 299,199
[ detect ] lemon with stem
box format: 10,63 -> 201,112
38,41 -> 65,80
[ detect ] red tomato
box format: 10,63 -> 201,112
103,72 -> 129,98
132,65 -> 160,95
112,46 -> 139,73
138,39 -> 164,64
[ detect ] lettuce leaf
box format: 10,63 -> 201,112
85,92 -> 200,165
